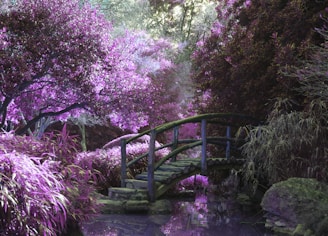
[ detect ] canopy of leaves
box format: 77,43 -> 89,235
0,0 -> 182,135
192,0 -> 328,119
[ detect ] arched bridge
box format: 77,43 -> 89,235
110,113 -> 259,202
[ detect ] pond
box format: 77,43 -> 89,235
81,192 -> 272,236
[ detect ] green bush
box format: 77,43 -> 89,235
242,26 -> 328,187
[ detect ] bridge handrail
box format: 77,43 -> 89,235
125,136 -> 241,167
124,113 -> 258,144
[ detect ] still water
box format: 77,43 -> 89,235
81,193 -> 271,236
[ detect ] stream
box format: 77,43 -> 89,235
81,192 -> 272,236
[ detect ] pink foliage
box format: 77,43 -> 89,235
177,175 -> 209,192
0,27 -> 9,50
76,135 -> 170,189
0,152 -> 68,235
0,0 -> 182,134
161,193 -> 209,235
0,131 -> 100,234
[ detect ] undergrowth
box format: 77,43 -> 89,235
241,26 -> 328,188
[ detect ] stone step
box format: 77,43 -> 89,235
125,179 -> 148,189
108,187 -> 148,201
125,179 -> 161,190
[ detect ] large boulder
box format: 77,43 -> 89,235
261,178 -> 328,236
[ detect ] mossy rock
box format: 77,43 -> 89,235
261,178 -> 328,236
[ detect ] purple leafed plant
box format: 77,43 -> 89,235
75,135 -> 170,191
0,0 -> 183,135
0,129 -> 100,235
178,175 -> 209,191
0,152 -> 68,235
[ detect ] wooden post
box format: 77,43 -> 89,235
171,126 -> 179,162
148,130 -> 156,202
226,126 -> 231,159
121,139 -> 127,187
201,119 -> 207,175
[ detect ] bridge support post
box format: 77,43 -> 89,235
201,119 -> 207,175
226,126 -> 231,159
148,130 -> 156,202
171,126 -> 179,162
121,139 -> 127,187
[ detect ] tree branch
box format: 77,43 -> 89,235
15,102 -> 88,135
0,96 -> 13,129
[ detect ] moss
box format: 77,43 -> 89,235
293,224 -> 314,236
262,178 -> 328,235
315,217 -> 328,236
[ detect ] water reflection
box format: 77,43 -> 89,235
160,193 -> 267,236
82,192 -> 269,236
81,214 -> 167,236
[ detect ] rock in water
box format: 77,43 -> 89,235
261,177 -> 328,236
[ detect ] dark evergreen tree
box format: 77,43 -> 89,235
192,0 -> 328,119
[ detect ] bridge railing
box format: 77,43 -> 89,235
120,113 -> 259,201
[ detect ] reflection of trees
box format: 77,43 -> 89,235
161,193 -> 209,235
160,191 -> 265,235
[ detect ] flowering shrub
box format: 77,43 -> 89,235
75,134 -> 170,191
177,175 -> 209,192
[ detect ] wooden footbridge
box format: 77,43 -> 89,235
108,113 -> 259,202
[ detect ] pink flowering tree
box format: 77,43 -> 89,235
0,0 -> 181,136
99,30 -> 182,131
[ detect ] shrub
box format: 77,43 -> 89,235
242,103 -> 328,186
75,134 -> 170,192
176,175 -> 209,192
0,130 -> 100,234
0,152 -> 68,235
242,26 -> 328,187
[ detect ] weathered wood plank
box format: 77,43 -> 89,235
135,174 -> 170,183
154,170 -> 181,177
166,162 -> 197,173
158,164 -> 186,170
175,159 -> 200,165
158,165 -> 192,174
135,157 -> 246,190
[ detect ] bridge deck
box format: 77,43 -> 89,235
135,157 -> 245,185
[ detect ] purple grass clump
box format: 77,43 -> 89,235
0,131 -> 100,235
0,152 -> 68,235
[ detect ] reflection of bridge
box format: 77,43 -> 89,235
109,113 -> 259,202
